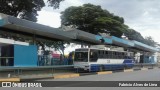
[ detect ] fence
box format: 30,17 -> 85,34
0,63 -> 159,78
37,55 -> 73,66
0,65 -> 74,78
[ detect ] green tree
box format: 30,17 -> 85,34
124,29 -> 157,47
47,0 -> 64,9
0,0 -> 65,53
124,29 -> 145,42
61,4 -> 127,37
0,0 -> 64,22
144,36 -> 157,47
36,39 -> 69,56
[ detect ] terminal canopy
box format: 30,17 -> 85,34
0,13 -> 158,53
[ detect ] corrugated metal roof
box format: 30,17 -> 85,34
111,36 -> 134,47
133,40 -> 158,52
0,13 -> 158,52
0,13 -> 76,41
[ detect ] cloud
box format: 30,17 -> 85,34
72,0 -> 160,43
139,29 -> 160,43
38,0 -> 160,43
43,0 -> 83,13
37,10 -> 61,28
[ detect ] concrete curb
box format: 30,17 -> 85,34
0,78 -> 20,82
133,68 -> 141,71
97,71 -> 112,75
21,73 -> 80,81
141,68 -> 148,70
153,67 -> 159,69
124,69 -> 133,72
54,73 -> 80,79
112,70 -> 124,73
148,67 -> 154,69
20,77 -> 53,82
79,72 -> 97,76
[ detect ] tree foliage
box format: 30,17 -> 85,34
0,0 -> 64,22
144,36 -> 157,47
124,29 -> 157,47
61,3 -> 158,47
47,0 -> 64,9
0,0 -> 66,54
0,1 -> 157,47
61,4 -> 127,37
124,29 -> 144,42
36,39 -> 68,56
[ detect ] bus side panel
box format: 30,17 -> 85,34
90,64 -> 100,71
90,64 -> 128,71
123,59 -> 134,68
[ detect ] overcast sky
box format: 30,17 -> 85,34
37,0 -> 160,53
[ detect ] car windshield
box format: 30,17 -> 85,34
74,52 -> 88,62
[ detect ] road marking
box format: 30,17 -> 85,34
124,69 -> 133,72
97,71 -> 112,75
0,78 -> 20,82
141,68 -> 148,70
54,73 -> 80,79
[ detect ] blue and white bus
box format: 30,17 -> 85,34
74,48 -> 135,72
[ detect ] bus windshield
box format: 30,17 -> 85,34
74,52 -> 88,62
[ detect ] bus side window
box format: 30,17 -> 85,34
128,52 -> 133,59
119,52 -> 121,59
107,51 -> 110,59
115,52 -> 118,59
113,51 -> 115,59
90,50 -> 98,62
99,50 -> 103,58
117,52 -> 120,59
124,52 -> 128,59
121,52 -> 124,59
108,51 -> 112,59
98,50 -> 102,58
110,51 -> 113,59
102,51 -> 106,58
105,51 -> 108,58
112,51 -> 114,59
98,50 -> 101,55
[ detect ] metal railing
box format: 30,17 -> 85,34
0,65 -> 74,78
0,57 -> 14,66
37,55 -> 73,66
0,63 -> 159,78
0,57 -> 14,59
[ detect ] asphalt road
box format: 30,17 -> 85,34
43,68 -> 160,81
1,68 -> 160,90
